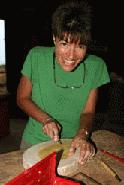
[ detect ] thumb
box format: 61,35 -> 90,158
53,129 -> 59,142
53,135 -> 59,142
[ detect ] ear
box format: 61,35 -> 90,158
53,35 -> 56,44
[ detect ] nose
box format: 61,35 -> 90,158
67,46 -> 75,60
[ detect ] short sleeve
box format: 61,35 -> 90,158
84,55 -> 110,89
21,48 -> 35,80
91,60 -> 110,89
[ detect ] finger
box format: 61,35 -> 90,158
43,122 -> 61,142
42,125 -> 48,135
78,143 -> 91,164
90,146 -> 96,158
78,152 -> 90,164
79,145 -> 95,164
78,148 -> 87,164
53,135 -> 59,142
43,124 -> 54,139
42,127 -> 46,134
51,123 -> 59,138
52,124 -> 60,141
49,128 -> 54,139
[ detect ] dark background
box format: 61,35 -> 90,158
0,0 -> 123,118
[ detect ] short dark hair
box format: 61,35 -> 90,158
52,0 -> 92,45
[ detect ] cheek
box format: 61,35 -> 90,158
78,50 -> 86,60
55,47 -> 65,59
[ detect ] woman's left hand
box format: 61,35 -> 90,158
68,134 -> 95,165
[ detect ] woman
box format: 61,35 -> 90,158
17,0 -> 110,164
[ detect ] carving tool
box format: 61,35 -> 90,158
57,139 -> 62,144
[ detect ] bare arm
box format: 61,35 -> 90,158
69,89 -> 98,164
78,88 -> 98,138
17,75 -> 49,123
17,75 -> 61,141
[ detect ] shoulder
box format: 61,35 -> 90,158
28,46 -> 54,56
84,54 -> 106,66
84,54 -> 108,72
24,46 -> 54,69
84,54 -> 110,87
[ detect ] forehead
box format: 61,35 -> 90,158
58,32 -> 81,44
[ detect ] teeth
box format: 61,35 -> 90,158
65,60 -> 74,65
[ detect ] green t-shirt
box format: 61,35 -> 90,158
21,46 -> 110,144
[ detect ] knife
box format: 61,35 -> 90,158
57,139 -> 62,144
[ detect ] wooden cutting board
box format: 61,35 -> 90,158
23,139 -> 80,176
23,131 -> 124,184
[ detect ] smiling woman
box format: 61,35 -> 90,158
17,0 -> 110,166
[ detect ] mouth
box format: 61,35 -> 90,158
64,60 -> 75,66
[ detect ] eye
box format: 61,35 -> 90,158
60,40 -> 68,46
79,44 -> 87,49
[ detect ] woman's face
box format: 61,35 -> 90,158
54,35 -> 87,72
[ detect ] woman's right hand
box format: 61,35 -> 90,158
42,121 -> 61,142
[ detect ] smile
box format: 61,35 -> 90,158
64,60 -> 75,65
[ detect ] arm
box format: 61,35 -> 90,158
17,75 -> 61,141
17,75 -> 49,123
77,88 -> 98,139
69,88 -> 98,164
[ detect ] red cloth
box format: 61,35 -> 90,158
5,152 -> 80,185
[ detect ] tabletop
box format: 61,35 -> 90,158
0,130 -> 124,185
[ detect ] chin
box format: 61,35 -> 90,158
62,66 -> 74,72
59,62 -> 76,71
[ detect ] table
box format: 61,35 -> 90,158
0,130 -> 124,185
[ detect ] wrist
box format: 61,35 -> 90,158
42,117 -> 54,125
78,128 -> 89,140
